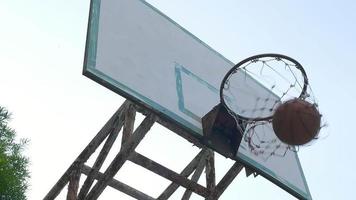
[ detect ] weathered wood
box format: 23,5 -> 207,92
45,100 -> 245,200
77,114 -> 124,200
121,103 -> 136,150
67,167 -> 81,200
134,105 -> 203,149
205,150 -> 216,192
157,150 -> 207,200
81,165 -> 155,200
44,101 -> 129,200
181,150 -> 207,200
245,166 -> 258,177
129,152 -> 210,198
207,162 -> 243,199
86,113 -> 156,200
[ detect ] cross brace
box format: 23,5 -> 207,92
44,101 -> 244,200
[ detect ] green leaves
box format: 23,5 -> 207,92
0,106 -> 29,200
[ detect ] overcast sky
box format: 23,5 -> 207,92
1,0 -> 356,199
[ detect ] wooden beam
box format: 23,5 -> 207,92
43,101 -> 128,200
67,167 -> 81,200
207,162 -> 243,199
78,103 -> 135,199
134,105 -> 203,149
157,150 -> 207,200
45,100 -> 244,200
86,113 -> 156,200
121,103 -> 136,148
77,113 -> 124,199
129,152 -> 210,198
205,150 -> 216,192
181,150 -> 207,200
245,167 -> 256,177
81,165 -> 155,200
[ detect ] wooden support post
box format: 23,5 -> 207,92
129,152 -> 210,198
205,150 -> 216,192
43,101 -> 129,200
245,167 -> 258,177
78,103 -> 135,199
134,105 -> 203,149
207,162 -> 244,200
86,113 -> 156,200
81,165 -> 155,200
67,167 -> 81,200
121,103 -> 136,148
77,113 -> 125,199
44,101 -> 245,200
181,149 -> 208,200
157,150 -> 207,200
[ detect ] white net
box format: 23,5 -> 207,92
221,54 -> 319,158
222,55 -> 311,120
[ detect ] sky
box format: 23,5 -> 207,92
1,0 -> 356,199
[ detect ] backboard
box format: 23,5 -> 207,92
83,0 -> 312,199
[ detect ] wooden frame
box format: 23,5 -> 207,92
44,101 -> 244,200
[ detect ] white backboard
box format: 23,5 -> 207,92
83,0 -> 312,199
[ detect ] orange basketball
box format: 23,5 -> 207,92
272,99 -> 321,145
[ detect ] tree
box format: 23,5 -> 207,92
0,106 -> 29,200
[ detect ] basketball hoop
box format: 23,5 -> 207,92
220,53 -> 310,122
218,53 -> 322,158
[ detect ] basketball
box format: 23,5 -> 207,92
272,99 -> 321,145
